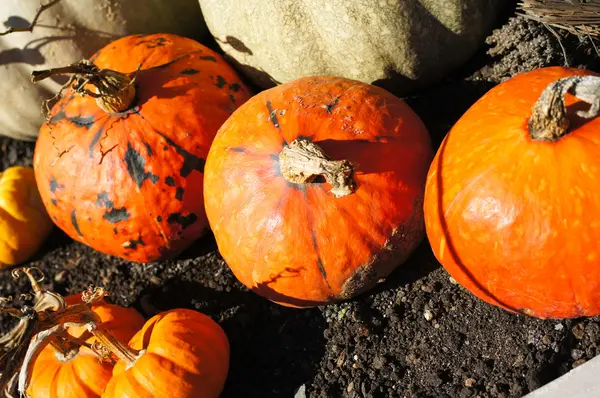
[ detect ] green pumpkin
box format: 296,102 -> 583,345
199,0 -> 504,92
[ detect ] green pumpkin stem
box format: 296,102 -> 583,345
31,60 -> 140,114
529,75 -> 600,141
279,138 -> 358,198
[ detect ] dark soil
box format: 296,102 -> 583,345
2,5 -> 600,398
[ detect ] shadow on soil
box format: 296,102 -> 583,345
133,272 -> 327,398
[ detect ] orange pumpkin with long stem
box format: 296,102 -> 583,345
17,294 -> 229,398
424,66 -> 600,319
32,33 -> 252,263
203,76 -> 433,307
27,294 -> 145,398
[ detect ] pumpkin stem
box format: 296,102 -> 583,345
86,323 -> 141,368
279,138 -> 358,198
31,60 -> 140,114
529,75 -> 600,141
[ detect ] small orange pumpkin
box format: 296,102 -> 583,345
27,295 -> 145,398
204,76 -> 433,307
424,66 -> 600,319
33,33 -> 252,263
101,309 -> 229,398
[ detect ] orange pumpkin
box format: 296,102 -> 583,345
27,294 -> 145,398
101,309 -> 229,398
423,66 -> 600,319
33,33 -> 252,263
203,76 -> 433,307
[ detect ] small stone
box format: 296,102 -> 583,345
347,382 -> 354,393
541,335 -> 552,345
449,277 -> 458,285
54,270 -> 66,282
434,323 -> 441,329
465,378 -> 476,387
372,355 -> 386,370
294,385 -> 306,398
573,359 -> 587,368
421,284 -> 434,293
572,323 -> 586,340
571,349 -> 584,360
352,363 -> 359,369
555,323 -> 564,331
424,309 -> 434,321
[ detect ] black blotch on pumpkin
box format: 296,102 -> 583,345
124,143 -> 160,188
124,237 -> 145,250
88,126 -> 105,158
49,111 -> 95,129
163,146 -> 168,151
325,97 -> 340,113
49,177 -> 63,193
157,216 -> 163,222
229,83 -> 241,92
103,207 -> 130,223
113,227 -> 118,235
266,101 -> 280,128
229,93 -> 236,104
167,212 -> 198,230
137,37 -> 167,48
96,192 -> 114,209
199,55 -> 217,62
165,176 -> 176,187
215,75 -> 227,88
180,69 -> 200,75
51,199 -> 57,206
175,187 -> 185,201
71,210 -> 83,237
143,141 -> 154,157
157,133 -> 205,177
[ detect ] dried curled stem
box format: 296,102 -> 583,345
0,0 -> 62,36
529,75 -> 600,141
518,0 -> 600,37
32,60 -> 141,115
279,138 -> 358,198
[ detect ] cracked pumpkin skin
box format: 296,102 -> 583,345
27,295 -> 145,398
423,67 -> 600,319
33,33 -> 252,262
204,76 -> 433,307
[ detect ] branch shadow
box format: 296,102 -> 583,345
132,276 -> 326,397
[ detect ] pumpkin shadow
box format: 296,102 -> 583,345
403,79 -> 497,150
132,276 -> 327,398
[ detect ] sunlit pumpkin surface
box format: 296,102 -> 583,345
424,66 -> 600,319
204,76 -> 433,307
33,33 -> 252,263
27,295 -> 145,398
0,166 -> 53,266
102,309 -> 229,398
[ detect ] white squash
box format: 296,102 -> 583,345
199,0 -> 504,92
0,0 -> 207,141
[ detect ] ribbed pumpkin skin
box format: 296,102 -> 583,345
33,33 -> 252,263
0,166 -> 53,267
102,309 -> 229,398
423,66 -> 600,319
204,76 -> 433,307
27,295 -> 145,398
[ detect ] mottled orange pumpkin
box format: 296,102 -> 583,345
204,76 -> 433,307
27,294 -> 145,398
33,33 -> 252,262
424,66 -> 600,319
102,309 -> 229,398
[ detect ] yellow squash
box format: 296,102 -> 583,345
0,166 -> 53,266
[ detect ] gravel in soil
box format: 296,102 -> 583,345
2,5 -> 600,398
